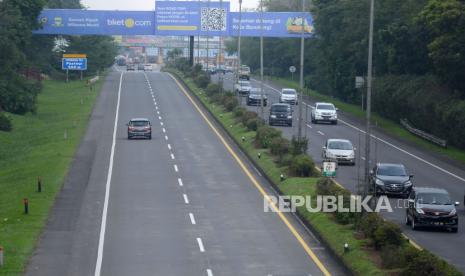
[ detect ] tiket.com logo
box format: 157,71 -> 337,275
107,18 -> 151,28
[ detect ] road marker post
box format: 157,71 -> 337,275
0,245 -> 4,266
37,176 -> 42,193
23,198 -> 29,214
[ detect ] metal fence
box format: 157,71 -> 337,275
400,118 -> 447,148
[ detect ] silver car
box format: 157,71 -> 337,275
322,139 -> 355,165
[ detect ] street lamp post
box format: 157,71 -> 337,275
236,0 -> 242,91
206,0 -> 210,75
297,0 -> 305,141
259,0 -> 264,118
364,0 -> 375,197
219,0 -> 224,93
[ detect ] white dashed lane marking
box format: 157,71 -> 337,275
183,194 -> 190,204
196,238 -> 205,252
189,213 -> 196,225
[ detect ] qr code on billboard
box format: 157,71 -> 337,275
201,8 -> 226,31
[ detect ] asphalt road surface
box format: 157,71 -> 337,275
216,72 -> 465,272
26,67 -> 346,276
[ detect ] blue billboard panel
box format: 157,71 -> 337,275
229,12 -> 313,38
155,1 -> 230,36
62,58 -> 87,70
35,9 -> 154,35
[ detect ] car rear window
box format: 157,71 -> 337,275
130,121 -> 149,127
317,104 -> 335,110
416,192 -> 451,205
377,165 -> 407,176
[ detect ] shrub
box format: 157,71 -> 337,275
279,154 -> 294,167
270,137 -> 290,161
357,212 -> 384,241
241,110 -> 258,126
205,83 -> 220,97
195,74 -> 210,88
246,117 -> 263,131
380,245 -> 404,269
210,93 -> 224,104
255,125 -> 281,148
223,96 -> 239,112
373,220 -> 404,249
290,136 -> 309,155
0,112 -> 12,131
401,249 -> 462,276
289,154 -> 317,177
233,106 -> 247,118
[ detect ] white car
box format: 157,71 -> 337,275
311,102 -> 338,124
143,64 -> 153,71
279,88 -> 298,105
235,80 -> 252,96
322,139 -> 355,165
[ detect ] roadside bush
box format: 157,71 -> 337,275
357,212 -> 384,241
373,221 -> 404,249
223,96 -> 239,112
270,137 -> 290,161
210,93 -> 224,104
279,153 -> 294,167
255,125 -> 281,148
246,117 -> 263,131
194,74 -> 210,89
233,106 -> 247,118
0,112 -> 12,131
380,245 -> 404,269
290,136 -> 309,156
316,178 -> 358,224
205,83 -> 220,97
241,110 -> 258,126
289,154 -> 317,177
401,249 -> 462,276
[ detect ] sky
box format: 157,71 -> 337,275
81,0 -> 260,12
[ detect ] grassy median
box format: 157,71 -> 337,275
168,69 -> 384,275
0,78 -> 102,274
268,76 -> 465,165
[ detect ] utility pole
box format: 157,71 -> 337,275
206,0 -> 210,75
236,0 -> 242,89
259,0 -> 264,118
197,0 -> 201,65
297,0 -> 305,141
364,0 -> 375,197
218,0 -> 224,93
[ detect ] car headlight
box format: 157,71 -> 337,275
404,180 -> 412,186
375,178 -> 384,186
348,152 -> 355,158
287,115 -> 292,119
270,115 -> 277,118
416,208 -> 425,215
325,152 -> 335,158
449,209 -> 457,216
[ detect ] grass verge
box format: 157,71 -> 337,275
0,78 -> 103,275
167,68 -> 385,275
268,76 -> 465,165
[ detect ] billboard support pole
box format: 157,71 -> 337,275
66,69 -> 69,83
297,0 -> 305,141
189,36 -> 194,67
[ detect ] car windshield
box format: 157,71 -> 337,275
317,104 -> 335,110
377,165 -> 407,176
271,105 -> 290,112
416,192 -> 452,205
130,121 -> 149,127
250,89 -> 263,95
282,90 -> 296,95
328,141 -> 353,150
239,81 -> 250,86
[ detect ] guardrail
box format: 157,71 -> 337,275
400,118 -> 447,148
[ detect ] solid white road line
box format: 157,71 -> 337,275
189,213 -> 196,225
177,178 -> 183,187
167,143 -> 171,150
171,153 -> 175,160
94,72 -> 123,276
183,194 -> 190,204
174,164 -> 179,172
317,131 -> 325,136
206,269 -> 213,276
196,238 -> 205,252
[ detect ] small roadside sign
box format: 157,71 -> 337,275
63,53 -> 87,58
62,58 -> 87,70
289,66 -> 296,73
322,161 -> 337,177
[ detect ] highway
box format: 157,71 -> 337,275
26,67 -> 345,276
216,73 -> 465,272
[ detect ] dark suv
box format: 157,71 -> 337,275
370,163 -> 413,197
406,187 -> 459,232
127,118 -> 152,139
269,103 -> 292,127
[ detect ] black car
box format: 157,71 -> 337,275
406,187 -> 459,232
127,118 -> 152,139
247,88 -> 267,106
370,163 -> 413,197
126,64 -> 135,71
269,103 -> 292,127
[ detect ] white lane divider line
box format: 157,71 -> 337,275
361,157 -> 366,160
157,111 -> 160,115
177,178 -> 183,187
156,106 -> 159,110
183,194 -> 190,204
196,237 -> 205,252
306,124 -> 313,129
165,135 -> 169,141
174,164 -> 179,172
167,143 -> 171,150
206,269 -> 213,276
170,153 -> 175,160
189,213 -> 196,225
317,131 -> 325,136
159,116 -> 162,120
160,121 -> 164,126
94,72 -> 123,276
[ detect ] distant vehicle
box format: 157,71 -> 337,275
247,88 -> 267,106
279,88 -> 298,105
238,65 -> 250,80
311,102 -> 338,124
144,64 -> 153,71
137,63 -> 145,71
235,80 -> 252,96
370,163 -> 413,197
126,64 -> 135,71
406,187 -> 459,232
127,118 -> 152,140
116,57 -> 126,66
269,103 -> 292,127
322,139 -> 355,165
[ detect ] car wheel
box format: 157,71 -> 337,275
289,122 -> 293,127
405,213 -> 411,225
450,227 -> 458,233
332,120 -> 338,125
